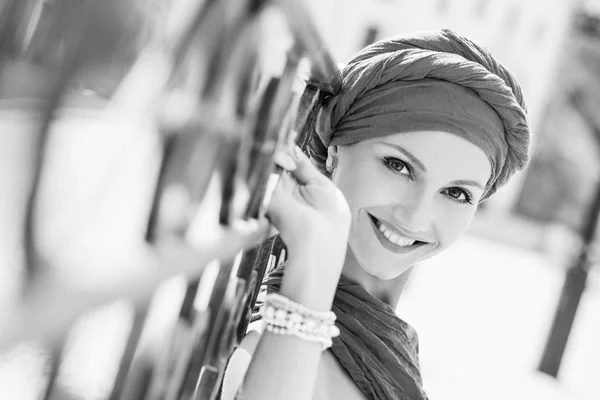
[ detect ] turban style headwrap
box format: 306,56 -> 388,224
309,29 -> 531,199
253,30 -> 532,400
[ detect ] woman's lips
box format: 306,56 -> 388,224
367,213 -> 427,254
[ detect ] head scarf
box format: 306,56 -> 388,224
309,29 -> 530,199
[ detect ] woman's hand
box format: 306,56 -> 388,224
268,147 -> 351,302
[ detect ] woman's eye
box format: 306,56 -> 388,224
384,157 -> 411,176
445,188 -> 473,204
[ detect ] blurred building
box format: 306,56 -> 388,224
304,0 -> 578,215
515,4 -> 600,238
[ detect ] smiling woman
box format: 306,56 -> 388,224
335,131 -> 492,285
221,29 -> 531,400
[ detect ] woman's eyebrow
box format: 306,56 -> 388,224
380,143 -> 427,172
450,179 -> 485,190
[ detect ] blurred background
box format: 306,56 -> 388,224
1,0 -> 600,399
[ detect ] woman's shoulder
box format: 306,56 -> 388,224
240,325 -> 262,354
220,327 -> 262,400
224,328 -> 367,400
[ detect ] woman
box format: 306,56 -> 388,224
221,29 -> 530,400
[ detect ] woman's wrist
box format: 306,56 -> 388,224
280,280 -> 336,312
279,254 -> 342,312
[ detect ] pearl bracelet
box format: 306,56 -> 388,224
264,323 -> 333,350
260,293 -> 340,350
264,293 -> 337,323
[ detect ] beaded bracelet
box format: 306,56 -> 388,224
265,293 -> 337,323
260,293 -> 340,350
264,323 -> 334,350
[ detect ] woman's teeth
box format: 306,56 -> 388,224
376,220 -> 416,247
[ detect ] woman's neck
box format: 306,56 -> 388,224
341,248 -> 413,307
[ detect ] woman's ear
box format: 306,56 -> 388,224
327,145 -> 339,168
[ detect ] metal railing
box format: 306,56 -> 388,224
0,1 -> 341,399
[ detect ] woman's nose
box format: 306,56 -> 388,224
392,191 -> 432,233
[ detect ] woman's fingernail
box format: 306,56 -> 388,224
293,145 -> 305,161
246,217 -> 269,230
246,218 -> 259,229
274,149 -> 297,171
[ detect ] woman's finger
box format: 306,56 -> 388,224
265,173 -> 296,228
273,148 -> 297,171
288,146 -> 328,186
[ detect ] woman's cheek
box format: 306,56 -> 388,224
436,203 -> 477,247
335,163 -> 382,206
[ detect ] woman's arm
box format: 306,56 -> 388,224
222,147 -> 350,400
239,259 -> 338,400
222,264 -> 338,400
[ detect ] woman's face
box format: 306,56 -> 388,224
331,131 -> 492,280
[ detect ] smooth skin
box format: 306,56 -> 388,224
223,131 -> 492,400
